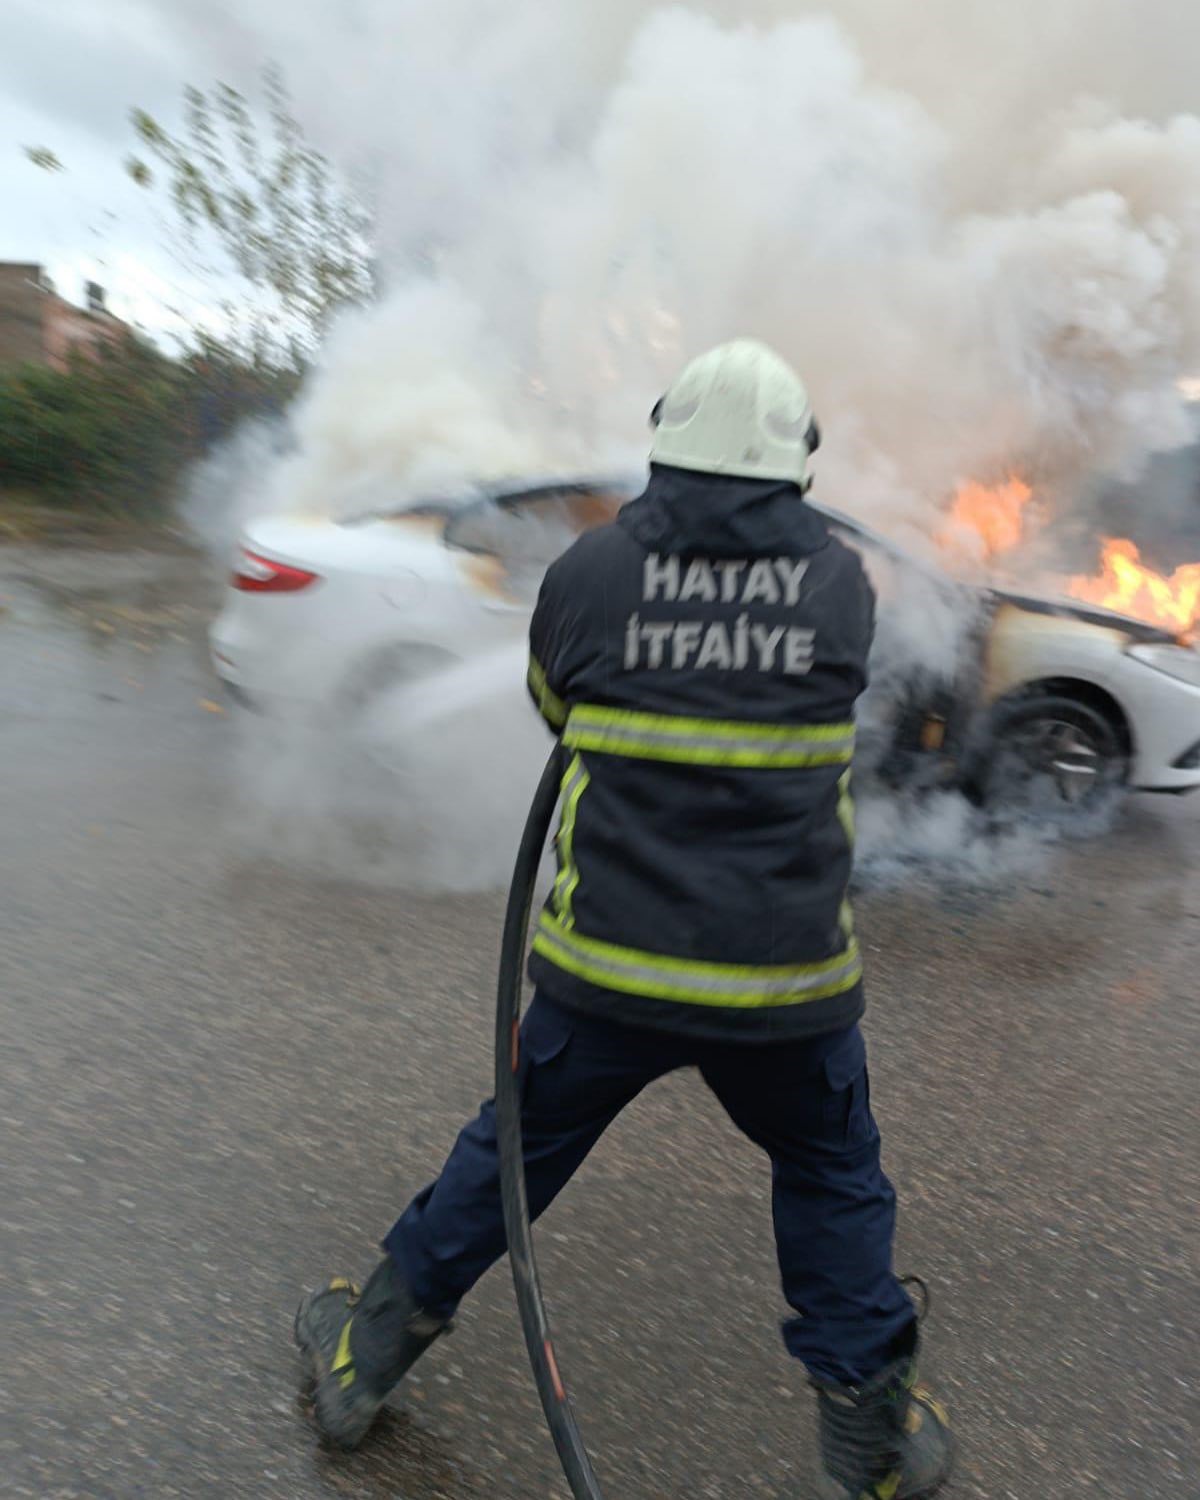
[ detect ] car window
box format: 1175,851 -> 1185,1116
444,485 -> 630,570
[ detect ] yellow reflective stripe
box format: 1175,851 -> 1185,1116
533,912 -> 861,1008
551,754 -> 590,929
836,770 -> 856,941
912,1386 -> 951,1429
527,655 -> 567,729
837,769 -> 856,847
563,705 -> 855,767
333,1318 -> 356,1390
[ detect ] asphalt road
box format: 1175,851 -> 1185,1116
2,539 -> 1197,1499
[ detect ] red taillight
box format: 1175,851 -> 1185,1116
231,547 -> 320,593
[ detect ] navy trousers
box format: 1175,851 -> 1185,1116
384,993 -> 915,1386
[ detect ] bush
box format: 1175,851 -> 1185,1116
0,337 -> 296,518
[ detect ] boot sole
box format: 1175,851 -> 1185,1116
815,1477 -> 952,1500
813,1428 -> 956,1500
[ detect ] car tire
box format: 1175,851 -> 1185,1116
963,693 -> 1129,822
334,642 -> 459,722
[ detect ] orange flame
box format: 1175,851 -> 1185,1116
937,472 -> 1200,635
1069,538 -> 1200,637
941,477 -> 1032,558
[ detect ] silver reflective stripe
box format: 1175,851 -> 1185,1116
552,754 -> 590,926
527,655 -> 566,728
565,720 -> 855,763
534,914 -> 862,1007
560,756 -> 588,802
562,707 -> 855,767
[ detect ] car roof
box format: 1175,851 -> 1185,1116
484,475 -> 918,560
353,473 -> 1179,640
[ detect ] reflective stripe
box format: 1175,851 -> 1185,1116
563,704 -> 855,767
551,753 -> 590,929
333,1318 -> 356,1390
533,912 -> 862,1008
837,769 -> 856,847
836,771 -> 857,942
527,655 -> 567,729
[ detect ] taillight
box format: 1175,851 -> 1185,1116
232,546 -> 320,593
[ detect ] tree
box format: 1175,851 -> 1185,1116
126,67 -> 374,366
0,334 -> 299,517
0,339 -> 192,514
22,145 -> 63,172
25,66 -> 373,369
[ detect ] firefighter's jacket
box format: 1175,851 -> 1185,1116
526,464 -> 875,1042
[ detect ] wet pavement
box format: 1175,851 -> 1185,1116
1,540 -> 1197,1499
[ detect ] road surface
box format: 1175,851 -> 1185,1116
2,539 -> 1197,1498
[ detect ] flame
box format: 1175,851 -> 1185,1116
941,476 -> 1032,558
1069,538 -> 1200,636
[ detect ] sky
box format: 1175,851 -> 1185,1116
8,0 -> 1200,553
9,0 -> 1200,340
7,0 -> 1200,334
0,0 -> 281,339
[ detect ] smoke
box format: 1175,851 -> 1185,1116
256,285 -> 579,520
226,644 -> 549,890
181,1 -> 1200,886
176,1 -> 1200,538
182,418 -> 291,563
854,791 -> 1054,891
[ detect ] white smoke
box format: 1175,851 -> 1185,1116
178,1 -> 1200,541
226,645 -> 549,890
854,791 -> 1054,890
182,418 -> 291,563
181,1 -> 1200,886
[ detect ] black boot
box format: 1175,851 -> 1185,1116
812,1327 -> 953,1500
294,1258 -> 451,1449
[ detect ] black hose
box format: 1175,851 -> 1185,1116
495,741 -> 607,1499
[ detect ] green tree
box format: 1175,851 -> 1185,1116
126,67 -> 373,365
0,340 -> 191,515
25,66 -> 374,369
0,333 -> 303,517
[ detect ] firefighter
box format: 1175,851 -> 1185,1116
295,339 -> 954,1499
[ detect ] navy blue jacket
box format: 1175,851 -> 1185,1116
525,465 -> 875,1042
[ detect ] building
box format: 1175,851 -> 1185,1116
0,262 -> 128,373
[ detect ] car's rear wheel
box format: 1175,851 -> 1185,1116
967,694 -> 1129,821
335,642 -> 458,721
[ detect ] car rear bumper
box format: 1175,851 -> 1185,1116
209,597 -> 335,713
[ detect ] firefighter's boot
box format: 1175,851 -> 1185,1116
812,1331 -> 953,1499
294,1257 -> 450,1449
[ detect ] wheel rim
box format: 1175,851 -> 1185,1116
1004,717 -> 1107,806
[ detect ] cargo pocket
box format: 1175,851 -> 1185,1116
820,1028 -> 869,1147
517,1000 -> 575,1114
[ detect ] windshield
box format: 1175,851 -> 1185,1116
443,484 -> 631,571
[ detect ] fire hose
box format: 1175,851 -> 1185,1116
494,740 -> 607,1499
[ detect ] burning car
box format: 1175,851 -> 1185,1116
209,478 -> 1200,816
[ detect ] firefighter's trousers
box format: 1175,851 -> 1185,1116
384,992 -> 915,1384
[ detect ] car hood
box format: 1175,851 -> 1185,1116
989,587 -> 1180,644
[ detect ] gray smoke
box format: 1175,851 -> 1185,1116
178,1 -> 1200,543
183,1 -> 1200,887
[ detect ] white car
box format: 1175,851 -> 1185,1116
209,478 -> 1200,814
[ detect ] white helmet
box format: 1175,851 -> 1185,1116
649,338 -> 820,486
